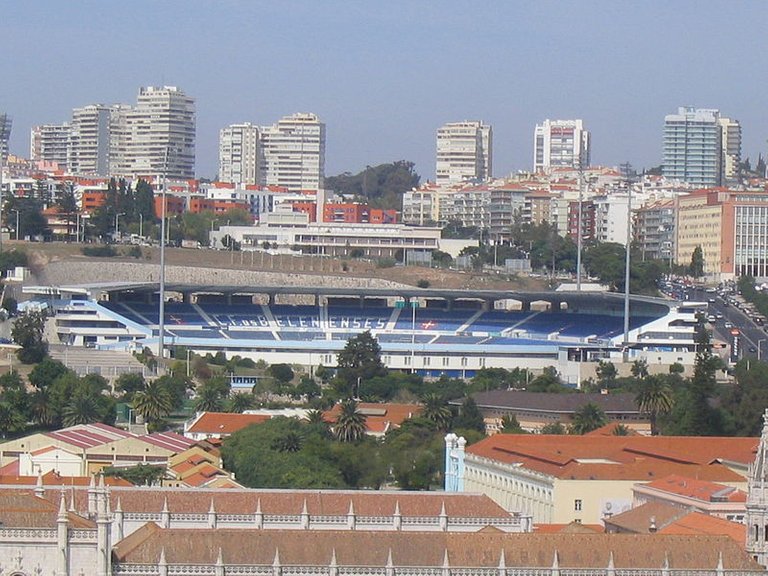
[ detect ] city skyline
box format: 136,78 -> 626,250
2,1 -> 767,180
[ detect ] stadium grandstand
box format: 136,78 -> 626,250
22,283 -> 706,385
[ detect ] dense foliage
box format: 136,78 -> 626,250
325,161 -> 420,210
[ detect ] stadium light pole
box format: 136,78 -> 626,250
576,166 -> 583,291
622,182 -> 632,360
158,150 -> 168,363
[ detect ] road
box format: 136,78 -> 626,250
689,288 -> 767,361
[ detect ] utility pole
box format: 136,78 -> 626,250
158,151 -> 168,362
623,181 -> 633,361
576,167 -> 584,291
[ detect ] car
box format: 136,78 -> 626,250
725,321 -> 734,329
715,313 -> 724,320
750,347 -> 757,353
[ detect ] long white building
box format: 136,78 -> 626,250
259,112 -> 325,191
436,121 -> 492,185
533,119 -> 590,172
219,122 -> 260,185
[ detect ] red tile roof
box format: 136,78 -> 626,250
187,412 -> 271,435
641,474 -> 746,503
466,435 -> 756,481
659,512 -> 746,543
141,431 -> 195,452
323,403 -> 420,434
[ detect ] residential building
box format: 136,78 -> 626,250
663,107 -> 740,187
184,411 -> 271,441
435,121 -> 492,185
259,112 -> 325,191
122,86 -> 196,179
108,104 -> 132,176
30,123 -> 70,170
635,199 -> 676,262
593,191 -> 632,245
488,185 -> 527,240
0,112 -> 10,162
719,116 -> 742,184
219,122 -> 260,185
446,433 -> 757,524
68,104 -> 112,176
323,402 -> 421,437
533,119 -> 591,172
675,188 -> 768,280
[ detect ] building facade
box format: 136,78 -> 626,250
219,122 -> 260,185
663,107 -> 740,187
30,123 -> 70,170
122,86 -> 196,179
436,121 -> 492,185
533,119 -> 591,172
0,113 -> 10,162
68,105 -> 112,176
259,113 -> 325,191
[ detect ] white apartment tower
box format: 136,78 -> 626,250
30,123 -> 70,170
436,121 -> 492,185
68,104 -> 111,175
123,86 -> 196,179
219,123 -> 260,185
662,107 -> 741,187
534,119 -> 591,172
258,113 -> 325,191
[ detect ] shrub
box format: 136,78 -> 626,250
82,245 -> 117,257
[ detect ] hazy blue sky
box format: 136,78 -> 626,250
2,1 -> 767,180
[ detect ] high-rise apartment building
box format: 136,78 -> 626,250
259,113 -> 325,191
533,119 -> 590,172
0,113 -> 10,162
122,86 -> 196,179
68,105 -> 111,176
219,123 -> 260,185
663,107 -> 740,187
435,121 -> 492,185
30,123 -> 70,170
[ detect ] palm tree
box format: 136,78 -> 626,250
226,393 -> 254,413
635,375 -> 674,435
499,414 -> 526,434
30,388 -> 56,428
0,401 -> 26,438
334,399 -> 367,442
271,430 -> 304,453
194,382 -> 225,413
420,393 -> 452,431
612,423 -> 631,436
570,403 -> 607,435
132,380 -> 173,425
62,394 -> 101,427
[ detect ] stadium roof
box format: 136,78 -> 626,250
25,282 -> 675,309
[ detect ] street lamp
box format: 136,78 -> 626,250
759,339 -> 766,361
114,212 -> 125,242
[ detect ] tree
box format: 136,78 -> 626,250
540,422 -> 567,435
102,463 -> 165,486
689,246 -> 705,278
12,310 -> 48,364
0,401 -> 25,438
335,331 -> 387,397
420,393 -> 452,431
29,357 -> 67,389
635,374 -> 673,435
630,358 -> 649,379
62,393 -> 101,426
268,363 -> 294,384
325,161 -> 420,210
570,403 -> 607,435
595,361 -> 618,389
132,380 -> 173,426
194,381 -> 226,413
30,388 -> 56,428
453,397 -> 485,433
499,414 -> 526,434
115,373 -> 146,401
227,393 -> 254,413
333,399 -> 368,442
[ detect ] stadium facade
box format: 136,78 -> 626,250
23,283 -> 706,385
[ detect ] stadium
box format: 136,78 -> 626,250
23,282 -> 704,385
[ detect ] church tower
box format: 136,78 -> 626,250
746,408 -> 768,566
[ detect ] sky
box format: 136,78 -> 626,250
2,1 -> 767,181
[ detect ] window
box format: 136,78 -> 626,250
574,499 -> 582,511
